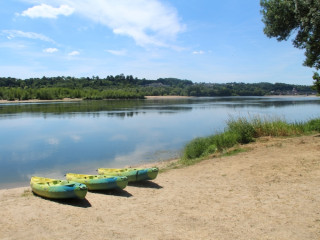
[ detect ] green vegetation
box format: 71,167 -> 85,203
313,72 -> 320,94
180,116 -> 320,165
221,148 -> 248,157
260,0 -> 320,93
0,87 -> 144,100
0,75 -> 315,100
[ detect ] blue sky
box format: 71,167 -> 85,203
0,0 -> 315,85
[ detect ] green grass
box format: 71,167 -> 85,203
180,116 -> 320,165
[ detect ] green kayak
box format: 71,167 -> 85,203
97,167 -> 159,182
66,173 -> 128,190
30,176 -> 88,200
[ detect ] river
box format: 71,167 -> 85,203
0,96 -> 319,189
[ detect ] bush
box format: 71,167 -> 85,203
209,131 -> 240,151
182,137 -> 212,160
305,118 -> 320,132
227,117 -> 255,144
180,116 -> 320,165
181,131 -> 239,164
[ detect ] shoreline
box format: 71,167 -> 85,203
265,94 -> 317,98
0,94 -> 317,104
0,98 -> 83,104
0,134 -> 316,190
144,95 -> 191,100
1,134 -> 319,239
0,96 -> 189,104
0,158 -> 179,191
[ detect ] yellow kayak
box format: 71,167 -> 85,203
97,167 -> 159,182
30,176 -> 88,199
65,173 -> 128,190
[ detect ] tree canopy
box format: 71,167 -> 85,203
0,75 -> 315,101
261,0 -> 320,70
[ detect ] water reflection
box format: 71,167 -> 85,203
1,97 -> 319,118
0,96 -> 319,189
0,100 -> 195,119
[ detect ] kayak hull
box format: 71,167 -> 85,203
97,167 -> 159,182
66,173 -> 128,191
30,176 -> 88,200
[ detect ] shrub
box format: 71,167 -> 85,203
182,137 -> 212,160
180,116 -> 320,165
227,117 -> 255,144
305,118 -> 320,132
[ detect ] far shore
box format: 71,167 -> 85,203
0,98 -> 83,104
144,95 -> 191,99
0,96 -> 188,104
0,94 -> 317,104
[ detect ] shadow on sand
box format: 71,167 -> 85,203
128,181 -> 163,189
32,193 -> 92,208
89,189 -> 133,198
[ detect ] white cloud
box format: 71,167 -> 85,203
68,50 -> 80,56
32,0 -> 185,48
70,135 -> 81,142
20,4 -> 74,19
43,47 -> 58,53
0,41 -> 26,49
192,50 -> 205,55
2,30 -> 54,43
47,138 -> 59,145
110,134 -> 128,141
106,49 -> 127,56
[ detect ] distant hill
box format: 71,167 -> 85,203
0,75 -> 316,100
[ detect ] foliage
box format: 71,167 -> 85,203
0,87 -> 144,100
182,137 -> 214,162
180,116 -> 320,165
260,0 -> 320,92
181,131 -> 239,162
305,118 -> 320,131
312,72 -> 320,93
261,0 -> 320,69
227,116 -> 256,143
0,75 -> 315,100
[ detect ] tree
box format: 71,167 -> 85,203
260,0 -> 320,93
313,72 -> 320,93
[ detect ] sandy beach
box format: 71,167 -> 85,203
0,98 -> 83,104
0,95 -> 316,104
0,96 -> 189,104
0,134 -> 319,240
145,96 -> 191,100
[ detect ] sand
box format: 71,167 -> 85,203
0,98 -> 83,104
0,95 -> 316,104
145,96 -> 191,100
0,96 -> 188,104
0,134 -> 319,240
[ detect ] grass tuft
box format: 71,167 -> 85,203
180,116 -> 320,165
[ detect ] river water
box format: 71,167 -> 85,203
0,96 -> 319,189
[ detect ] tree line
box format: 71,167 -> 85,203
0,75 -> 315,101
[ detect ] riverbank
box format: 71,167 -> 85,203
0,98 -> 83,104
145,95 -> 191,99
0,95 -> 316,104
0,96 -> 188,104
0,134 -> 319,239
